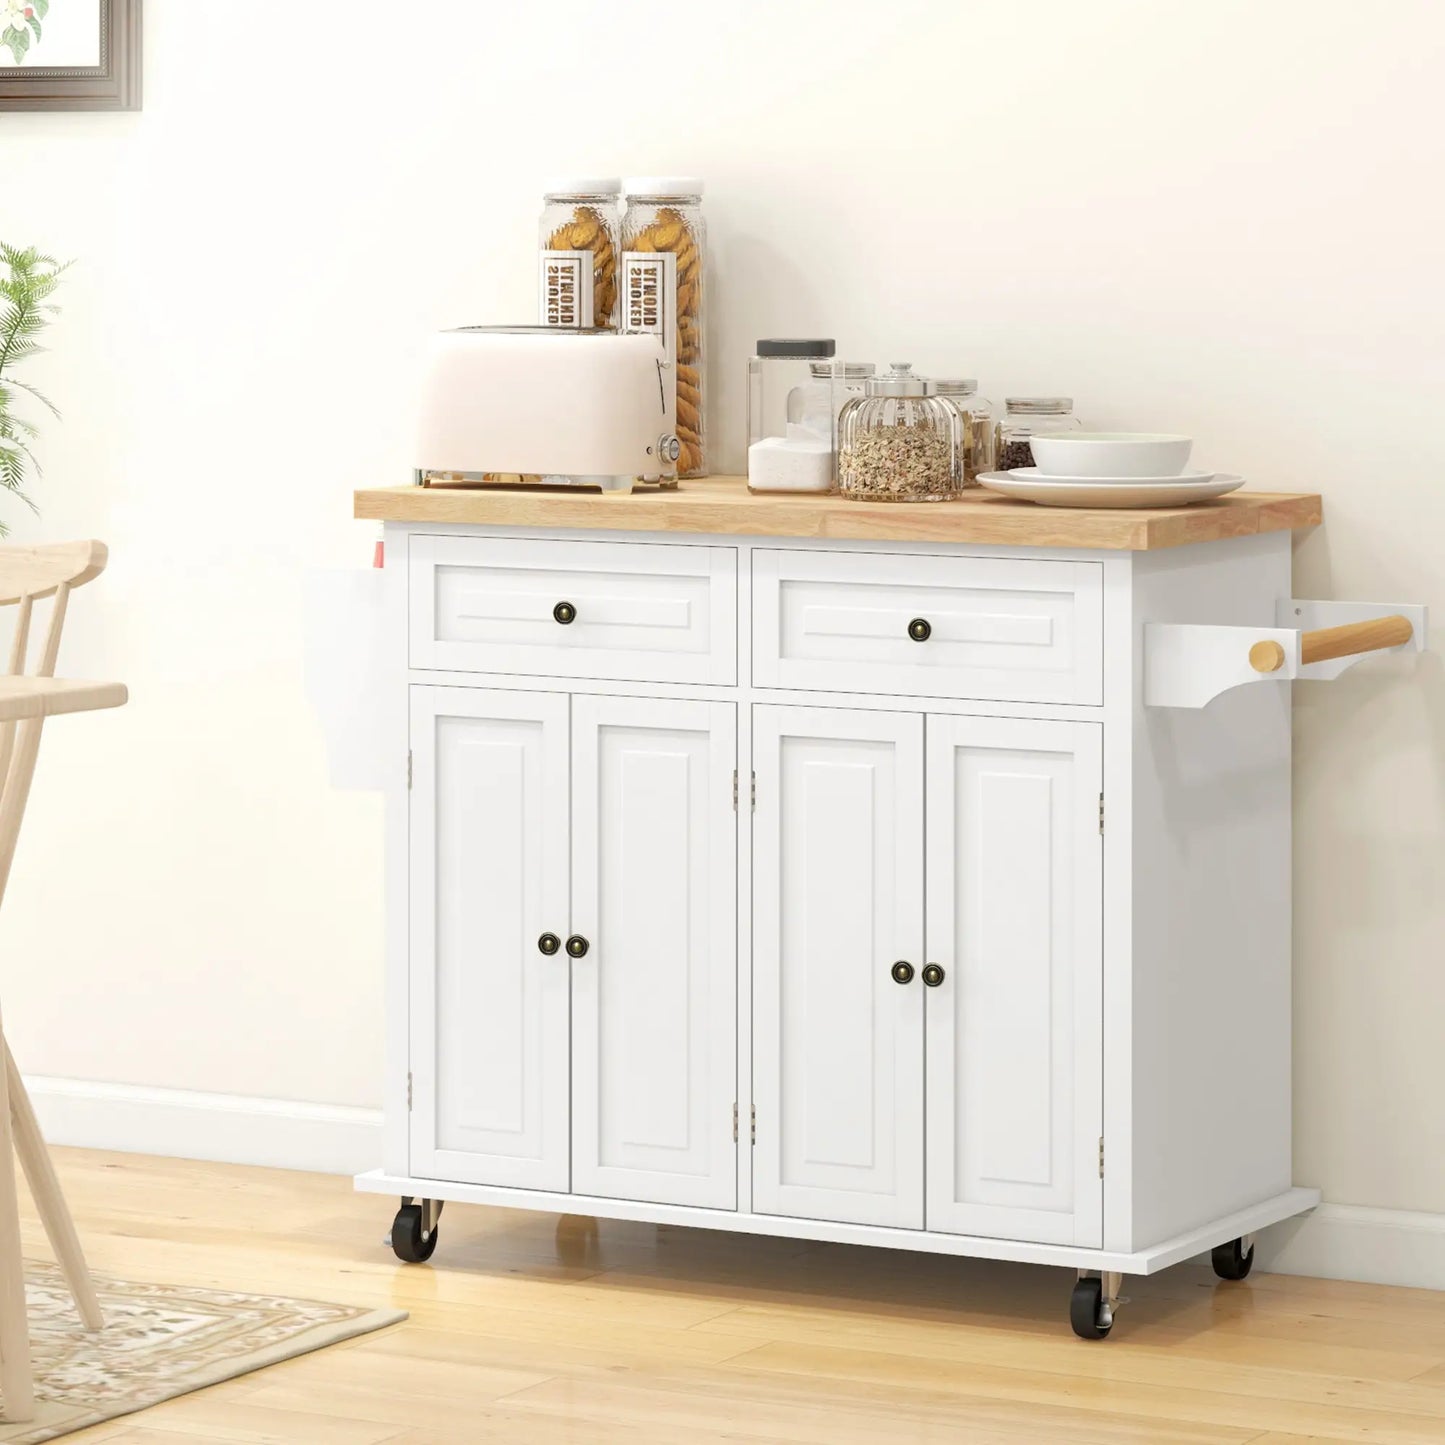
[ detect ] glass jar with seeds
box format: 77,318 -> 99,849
933,379 -> 994,485
539,178 -> 622,328
993,397 -> 1082,471
837,363 -> 960,502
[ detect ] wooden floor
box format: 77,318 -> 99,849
8,1149 -> 1441,1443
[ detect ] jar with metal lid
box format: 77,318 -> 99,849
993,397 -> 1083,472
838,363 -> 960,502
748,339 -> 837,493
933,379 -> 994,485
623,177 -> 706,476
539,177 -> 621,328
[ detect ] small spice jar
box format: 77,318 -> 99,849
623,177 -> 706,476
539,178 -> 622,328
748,339 -> 838,493
838,363 -> 960,503
993,397 -> 1082,471
933,379 -> 994,485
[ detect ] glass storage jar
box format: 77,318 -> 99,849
539,177 -> 621,328
623,177 -> 706,477
748,339 -> 837,493
993,397 -> 1082,471
838,363 -> 960,502
933,379 -> 994,485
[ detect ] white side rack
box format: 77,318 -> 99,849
1145,599 -> 1429,710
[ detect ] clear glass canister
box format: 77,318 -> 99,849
623,177 -> 706,477
933,379 -> 994,485
838,363 -> 960,502
994,397 -> 1082,471
539,177 -> 621,328
748,339 -> 837,493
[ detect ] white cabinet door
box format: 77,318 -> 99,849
753,706 -> 924,1228
570,696 -> 737,1209
409,686 -> 570,1190
925,715 -> 1103,1246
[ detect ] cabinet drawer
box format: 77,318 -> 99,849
752,549 -> 1102,704
410,535 -> 737,684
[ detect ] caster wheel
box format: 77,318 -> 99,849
390,1202 -> 439,1264
1070,1276 -> 1113,1340
1211,1236 -> 1254,1281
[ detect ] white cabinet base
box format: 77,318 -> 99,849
356,1168 -> 1319,1278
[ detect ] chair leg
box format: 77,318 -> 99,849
5,1044 -> 101,1331
0,1029 -> 34,1421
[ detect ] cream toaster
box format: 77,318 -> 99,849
416,325 -> 680,495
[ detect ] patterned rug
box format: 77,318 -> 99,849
0,1260 -> 405,1442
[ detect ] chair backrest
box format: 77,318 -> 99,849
0,543 -> 110,904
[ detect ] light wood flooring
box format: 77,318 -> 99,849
9,1149 -> 1443,1443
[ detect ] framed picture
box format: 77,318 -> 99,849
0,0 -> 140,111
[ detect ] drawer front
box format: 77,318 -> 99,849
753,549 -> 1102,704
411,535 -> 737,684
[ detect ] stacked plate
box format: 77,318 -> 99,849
977,433 -> 1243,509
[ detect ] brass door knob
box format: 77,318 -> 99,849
922,963 -> 946,987
907,617 -> 931,642
553,601 -> 577,625
537,933 -> 561,957
565,934 -> 590,959
890,961 -> 915,985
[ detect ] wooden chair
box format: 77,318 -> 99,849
0,542 -> 126,1423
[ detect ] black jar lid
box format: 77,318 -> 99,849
756,338 -> 836,358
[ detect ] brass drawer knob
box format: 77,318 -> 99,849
537,933 -> 561,957
922,963 -> 946,987
890,961 -> 915,985
565,934 -> 590,959
907,617 -> 932,642
553,601 -> 577,625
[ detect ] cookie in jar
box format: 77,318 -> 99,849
623,177 -> 707,477
540,178 -> 621,328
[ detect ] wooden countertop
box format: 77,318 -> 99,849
354,476 -> 1322,551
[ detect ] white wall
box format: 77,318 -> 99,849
4,0 -> 1444,1268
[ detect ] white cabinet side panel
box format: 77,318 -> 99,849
925,715 -> 1103,1247
753,705 -> 924,1229
408,687 -> 570,1189
571,696 -> 737,1209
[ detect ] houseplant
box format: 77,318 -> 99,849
0,242 -> 66,535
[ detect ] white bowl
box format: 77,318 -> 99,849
1028,432 -> 1193,479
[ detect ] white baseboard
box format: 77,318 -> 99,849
24,1075 -> 382,1176
18,1080 -> 1445,1292
1256,1203 -> 1445,1290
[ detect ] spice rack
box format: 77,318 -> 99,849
1144,599 -> 1429,709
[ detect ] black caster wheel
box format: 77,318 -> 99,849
390,1200 -> 439,1263
1211,1236 -> 1254,1281
1070,1276 -> 1113,1340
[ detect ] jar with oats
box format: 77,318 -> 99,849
837,364 -> 961,502
540,177 -> 621,328
933,379 -> 994,485
622,177 -> 706,477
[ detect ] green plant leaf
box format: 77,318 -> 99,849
2,25 -> 29,62
32,0 -> 48,16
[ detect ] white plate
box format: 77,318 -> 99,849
976,472 -> 1245,509
1002,466 -> 1217,486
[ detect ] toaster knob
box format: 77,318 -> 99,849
655,433 -> 681,464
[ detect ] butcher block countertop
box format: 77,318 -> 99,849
354,476 -> 1322,551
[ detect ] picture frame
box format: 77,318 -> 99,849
0,0 -> 141,111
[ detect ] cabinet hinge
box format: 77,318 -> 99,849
407,1072 -> 414,1111
732,1102 -> 738,1143
1098,792 -> 1104,836
407,751 -> 413,790
732,769 -> 738,812
1098,1135 -> 1104,1179
751,1104 -> 757,1145
751,771 -> 756,813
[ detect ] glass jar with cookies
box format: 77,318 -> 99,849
539,178 -> 622,328
622,177 -> 706,477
